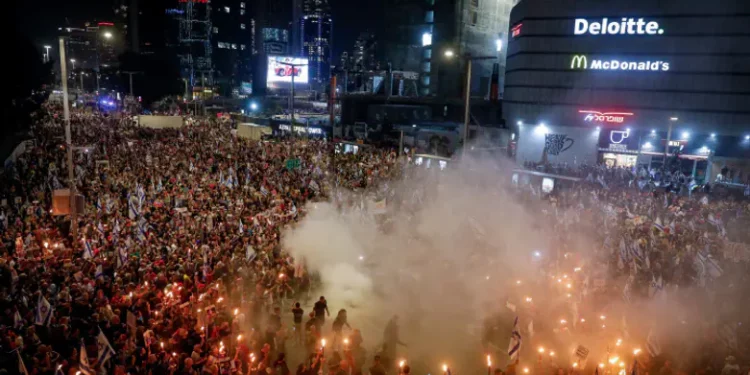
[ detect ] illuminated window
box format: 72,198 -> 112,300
240,9 -> 245,15
232,43 -> 238,49
240,2 -> 245,8
213,27 -> 218,34
224,6 -> 230,13
241,44 -> 246,50
241,23 -> 246,29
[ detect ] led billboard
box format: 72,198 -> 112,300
267,56 -> 309,84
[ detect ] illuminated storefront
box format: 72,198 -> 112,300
504,0 -> 750,169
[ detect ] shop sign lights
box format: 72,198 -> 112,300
574,18 -> 664,35
571,55 -> 670,71
579,110 -> 634,124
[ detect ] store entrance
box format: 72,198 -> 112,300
602,153 -> 637,168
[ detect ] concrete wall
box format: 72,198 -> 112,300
517,123 -> 600,165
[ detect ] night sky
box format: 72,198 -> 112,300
15,0 -> 383,60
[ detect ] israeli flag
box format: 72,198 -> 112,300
95,264 -> 104,279
137,217 -> 148,242
79,341 -> 94,375
83,240 -> 94,259
35,295 -> 53,326
238,219 -> 244,235
507,316 -> 522,363
95,197 -> 102,212
97,328 -> 116,366
246,245 -> 256,262
127,194 -> 138,220
113,219 -> 121,234
137,184 -> 146,211
97,221 -> 105,236
117,247 -> 128,269
219,170 -> 225,186
189,161 -> 195,172
157,178 -> 163,192
261,185 -> 269,196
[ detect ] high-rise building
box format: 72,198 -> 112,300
211,0 -> 254,94
175,0 -> 213,87
262,28 -> 290,55
352,33 -> 378,72
60,21 -> 125,91
301,0 -> 332,88
382,0 -> 515,98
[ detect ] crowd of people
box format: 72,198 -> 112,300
0,105 -> 401,375
504,161 -> 750,375
1,102 -> 749,375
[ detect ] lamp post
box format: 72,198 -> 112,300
44,45 -> 52,63
664,117 -> 678,170
277,60 -> 309,137
444,49 -> 496,159
70,59 -> 76,71
59,37 -> 78,238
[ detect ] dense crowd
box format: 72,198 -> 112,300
0,106 -> 400,375
1,104 -> 749,375
505,162 -> 750,375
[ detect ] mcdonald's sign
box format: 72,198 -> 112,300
571,55 -> 588,69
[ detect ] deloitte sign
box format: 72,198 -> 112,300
574,18 -> 664,35
570,55 -> 670,72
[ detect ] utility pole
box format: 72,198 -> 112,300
123,71 -> 137,96
59,37 -> 78,238
462,58 -> 472,159
277,60 -> 309,137
664,117 -> 677,170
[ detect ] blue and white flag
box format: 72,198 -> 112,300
97,221 -> 105,236
238,219 -> 244,235
127,194 -> 139,220
83,239 -> 94,259
136,183 -> 146,212
157,178 -> 163,192
117,247 -> 128,269
97,328 -> 116,367
260,185 -> 269,196
35,295 -> 53,326
79,341 -> 94,375
507,316 -> 522,363
113,219 -> 121,234
137,217 -> 148,242
95,197 -> 102,212
95,264 -> 104,279
219,170 -> 225,186
189,161 -> 195,172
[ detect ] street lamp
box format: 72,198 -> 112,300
276,59 -> 309,136
444,49 -> 497,159
44,45 -> 52,63
103,32 -> 113,39
70,59 -> 76,71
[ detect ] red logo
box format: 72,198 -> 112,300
579,110 -> 634,124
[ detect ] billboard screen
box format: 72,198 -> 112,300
267,56 -> 308,84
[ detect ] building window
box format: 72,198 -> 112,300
213,27 -> 219,34
217,42 -> 226,49
240,9 -> 245,15
470,11 -> 478,25
423,49 -> 432,59
232,43 -> 238,49
425,10 -> 434,23
240,23 -> 246,29
240,2 -> 245,8
224,6 -> 230,13
421,62 -> 431,73
241,44 -> 246,50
